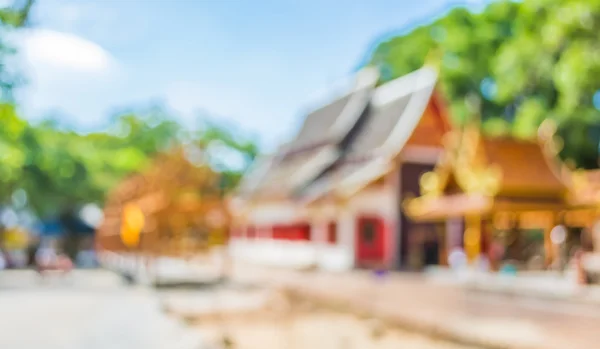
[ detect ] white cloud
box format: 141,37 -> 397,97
33,1 -> 153,48
21,29 -> 116,73
16,29 -> 122,127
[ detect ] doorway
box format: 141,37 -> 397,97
398,162 -> 436,270
355,216 -> 385,268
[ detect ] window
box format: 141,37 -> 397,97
327,222 -> 337,244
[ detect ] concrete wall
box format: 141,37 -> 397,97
229,183 -> 397,272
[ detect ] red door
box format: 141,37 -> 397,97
356,217 -> 385,268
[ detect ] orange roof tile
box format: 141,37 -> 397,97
480,137 -> 567,197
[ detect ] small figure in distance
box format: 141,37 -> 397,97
35,244 -> 73,280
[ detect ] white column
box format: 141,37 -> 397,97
259,225 -> 273,240
311,220 -> 327,245
385,168 -> 400,269
395,162 -> 403,269
338,208 -> 356,268
311,219 -> 326,268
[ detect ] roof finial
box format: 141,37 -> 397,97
538,119 -> 557,141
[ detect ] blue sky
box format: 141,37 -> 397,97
17,0 -> 488,151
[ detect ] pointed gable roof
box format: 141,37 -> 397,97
283,67 -> 379,154
404,122 -> 575,221
301,66 -> 442,202
288,94 -> 351,150
238,67 -> 379,201
570,169 -> 600,206
421,124 -> 569,199
234,153 -> 275,198
346,67 -> 440,159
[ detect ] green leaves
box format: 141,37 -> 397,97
369,0 -> 600,168
0,0 -> 34,28
0,103 -> 259,217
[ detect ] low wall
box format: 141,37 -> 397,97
228,239 -> 354,272
98,251 -> 223,284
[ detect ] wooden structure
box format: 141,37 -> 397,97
231,62 -> 453,271
403,120 -> 599,267
96,147 -> 230,258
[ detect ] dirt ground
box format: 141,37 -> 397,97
193,294 -> 472,349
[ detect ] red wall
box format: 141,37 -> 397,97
246,225 -> 257,239
272,223 -> 311,241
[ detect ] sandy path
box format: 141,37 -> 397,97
196,308 -> 474,349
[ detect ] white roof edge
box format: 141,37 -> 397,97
371,67 -> 438,107
300,74 -> 359,117
355,66 -> 380,90
302,155 -> 390,203
375,68 -> 438,157
299,180 -> 330,205
317,68 -> 438,198
235,153 -> 275,196
328,67 -> 379,143
289,146 -> 339,189
338,157 -> 392,198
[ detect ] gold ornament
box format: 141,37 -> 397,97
120,203 -> 145,248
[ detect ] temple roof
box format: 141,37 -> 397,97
432,124 -> 569,198
404,122 -> 575,221
234,153 -> 275,198
567,169 -> 600,206
300,66 -> 442,202
288,94 -> 351,150
237,67 -> 379,200
284,67 -> 379,154
480,137 -> 566,196
245,146 -> 339,200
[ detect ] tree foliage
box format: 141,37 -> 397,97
0,1 -> 258,228
369,0 -> 600,168
0,105 -> 259,219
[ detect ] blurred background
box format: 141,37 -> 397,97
2,0 -> 600,349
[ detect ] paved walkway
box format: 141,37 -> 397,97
231,266 -> 600,349
426,267 -> 600,304
0,270 -> 205,349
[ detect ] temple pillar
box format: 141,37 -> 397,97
338,209 -> 355,266
543,214 -> 555,267
311,220 -> 328,245
260,225 -> 272,240
464,214 -> 481,264
481,218 -> 493,258
446,218 -> 464,252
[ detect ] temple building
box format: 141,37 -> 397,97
230,63 -> 452,271
403,120 -> 600,270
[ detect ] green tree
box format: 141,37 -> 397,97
7,107 -> 259,219
368,0 -> 600,168
371,2 -> 518,125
